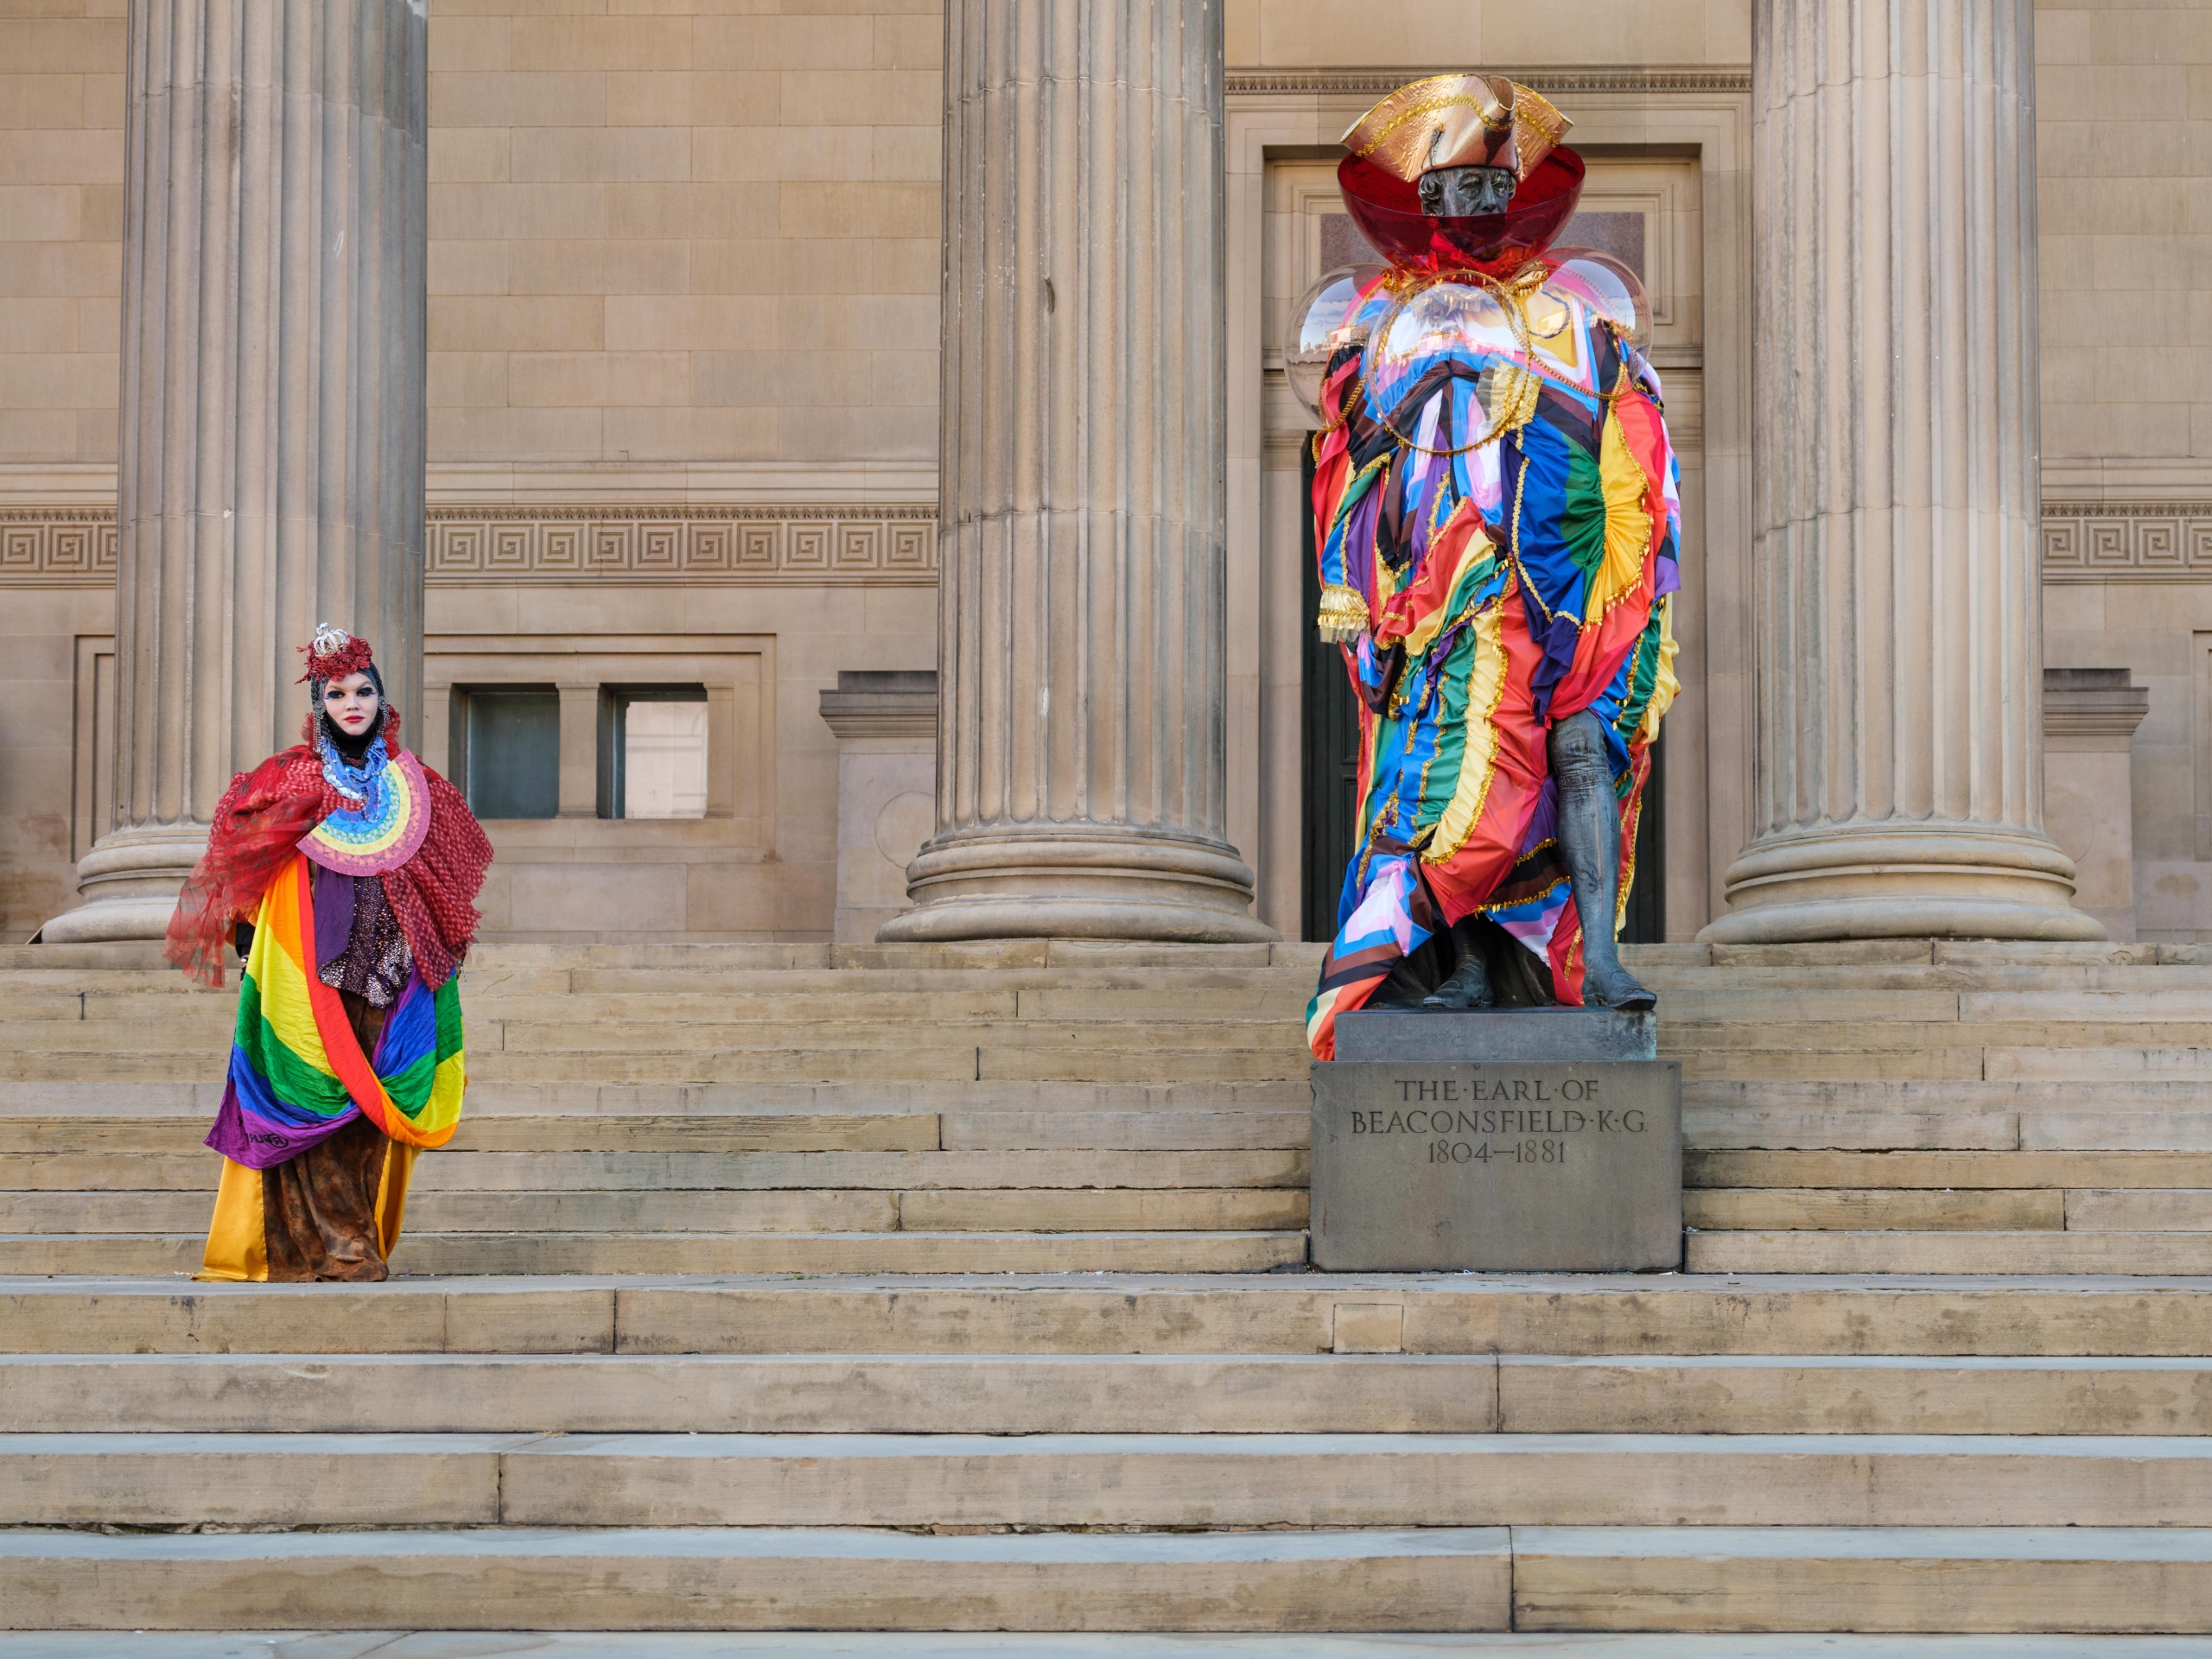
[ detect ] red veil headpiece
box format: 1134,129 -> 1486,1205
296,622 -> 377,685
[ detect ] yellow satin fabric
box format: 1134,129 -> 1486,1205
194,1141 -> 416,1283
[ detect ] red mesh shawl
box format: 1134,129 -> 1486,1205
166,721 -> 493,989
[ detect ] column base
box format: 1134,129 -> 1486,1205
878,825 -> 1279,944
1697,823 -> 2107,944
36,824 -> 207,944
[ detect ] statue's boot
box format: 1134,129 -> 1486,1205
1550,710 -> 1656,1013
1366,956 -> 1432,1011
1423,918 -> 1497,1009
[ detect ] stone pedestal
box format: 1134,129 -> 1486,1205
41,0 -> 428,944
821,671 -> 939,944
2043,669 -> 2149,942
1312,1010 -> 1682,1273
879,0 -> 1272,944
1703,0 -> 2101,944
1336,1008 -> 1658,1065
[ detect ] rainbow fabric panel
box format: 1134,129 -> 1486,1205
301,748 -> 430,876
204,853 -> 466,1170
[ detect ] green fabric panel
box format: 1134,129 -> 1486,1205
1556,443 -> 1610,575
240,1007 -> 353,1114
1613,609 -> 1668,739
1414,625 -> 1479,834
434,976 -> 465,1064
381,1052 -> 436,1114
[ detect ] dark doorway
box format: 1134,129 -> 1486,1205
1300,445 -> 1363,944
1622,738 -> 1666,944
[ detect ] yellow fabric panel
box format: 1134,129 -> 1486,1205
375,1138 -> 416,1257
252,872 -> 332,1073
1638,594 -> 1681,745
1421,601 -> 1510,864
422,1050 -> 467,1138
195,1159 -> 268,1283
1586,408 -> 1655,621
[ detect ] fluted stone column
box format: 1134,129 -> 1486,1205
43,0 -> 427,944
881,0 -> 1272,942
1701,0 -> 2101,943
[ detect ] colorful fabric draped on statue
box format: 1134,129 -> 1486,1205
1303,264 -> 1681,1058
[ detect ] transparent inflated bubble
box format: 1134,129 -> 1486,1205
1284,264 -> 1388,421
1541,247 -> 1651,351
1360,281 -> 1522,439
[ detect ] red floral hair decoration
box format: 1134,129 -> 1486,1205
296,623 -> 376,685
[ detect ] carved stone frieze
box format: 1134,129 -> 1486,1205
2042,503 -> 2212,582
0,505 -> 940,585
426,505 -> 938,582
0,509 -> 118,583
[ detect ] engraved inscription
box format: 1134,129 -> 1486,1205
1347,1074 -> 1649,1154
1310,1058 -> 1682,1271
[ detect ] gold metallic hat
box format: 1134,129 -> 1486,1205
1342,73 -> 1572,185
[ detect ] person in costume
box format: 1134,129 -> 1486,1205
166,626 -> 493,1281
1289,75 -> 1682,1060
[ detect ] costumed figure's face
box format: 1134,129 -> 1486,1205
1419,164 -> 1516,218
323,672 -> 380,738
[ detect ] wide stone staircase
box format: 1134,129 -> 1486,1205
8,937 -> 2212,1637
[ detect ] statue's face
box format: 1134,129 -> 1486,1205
1418,165 -> 1516,217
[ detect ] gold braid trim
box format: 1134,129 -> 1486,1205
1316,582 -> 1371,643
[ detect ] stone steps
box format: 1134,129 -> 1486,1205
1,1641 -> 2204,1658
1687,1230 -> 2212,1274
0,1525 -> 1511,1634
10,1432 -> 2212,1529
0,1186 -> 1312,1235
10,1272 -> 2211,1637
0,1104 -> 1313,1150
0,1079 -> 1313,1116
9,1349 -> 2210,1435
7,1524 -> 2212,1634
10,938 -> 2212,1637
9,1274 -> 2210,1357
0,1229 -> 1311,1276
1510,1526 -> 2212,1633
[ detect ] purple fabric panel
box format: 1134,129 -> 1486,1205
1518,776 -> 1560,856
1525,601 -> 1582,721
311,864 -> 354,974
201,1073 -> 353,1169
1344,486 -> 1382,605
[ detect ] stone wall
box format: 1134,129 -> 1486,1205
2034,0 -> 2212,939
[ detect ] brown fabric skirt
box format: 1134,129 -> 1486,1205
200,992 -> 416,1283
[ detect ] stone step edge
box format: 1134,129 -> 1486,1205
5,1350 -> 2211,1370
9,1430 -> 2212,1453
4,1524 -> 2209,1635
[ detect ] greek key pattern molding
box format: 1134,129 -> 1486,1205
0,508 -> 117,583
0,505 -> 939,584
17,503 -> 2212,584
428,505 -> 938,581
2043,503 -> 2212,582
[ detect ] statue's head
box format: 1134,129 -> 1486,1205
1344,73 -> 1571,220
1419,166 -> 1517,217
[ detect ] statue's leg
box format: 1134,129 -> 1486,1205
1549,710 -> 1656,1013
1421,915 -> 1496,1009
